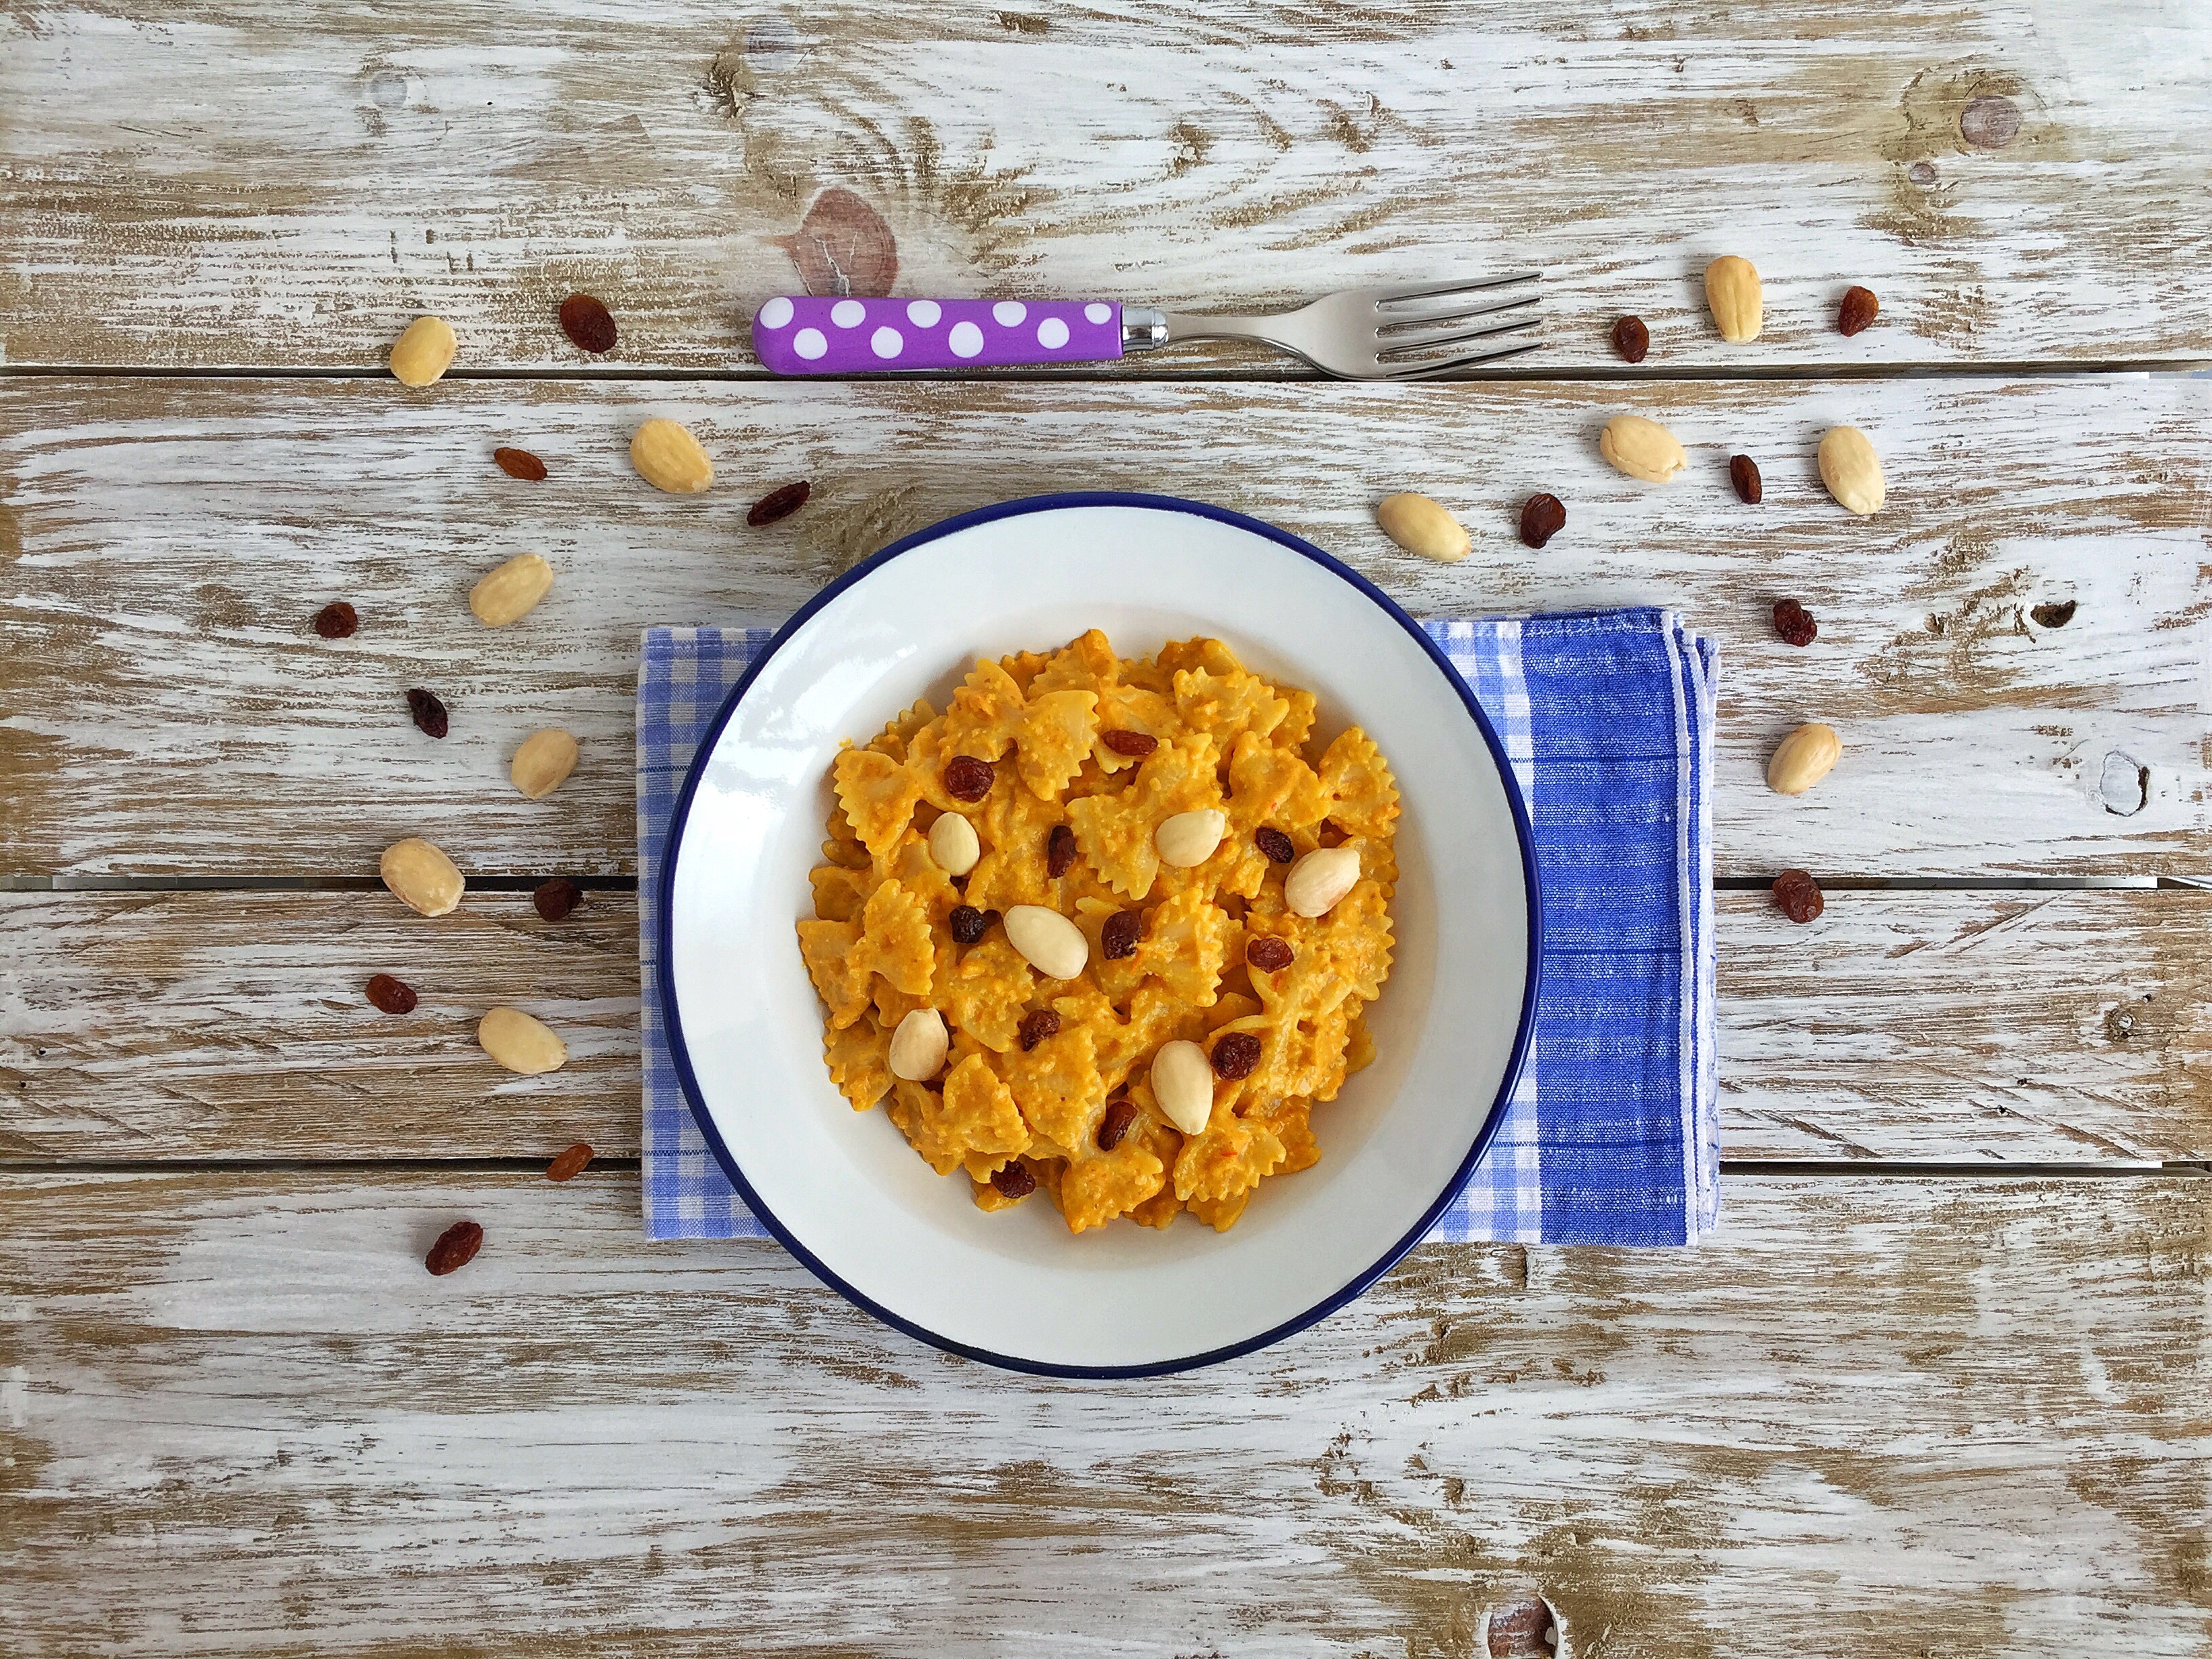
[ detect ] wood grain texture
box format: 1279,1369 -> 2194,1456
5,373 -> 2207,878
2,1168 -> 2207,1656
5,888 -> 2208,1164
3,2 -> 2210,372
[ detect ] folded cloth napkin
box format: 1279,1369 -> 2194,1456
638,609 -> 1718,1247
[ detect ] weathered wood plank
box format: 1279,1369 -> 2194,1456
5,888 -> 2207,1164
1,1168 -> 2205,1656
4,374 -> 2205,877
3,3 -> 2209,372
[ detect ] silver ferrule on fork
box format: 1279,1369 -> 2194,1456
1120,307 -> 1168,352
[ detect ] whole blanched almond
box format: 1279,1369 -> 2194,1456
1149,1040 -> 1215,1136
1767,724 -> 1842,795
469,552 -> 554,627
478,1007 -> 568,1076
380,836 -> 465,917
927,811 -> 981,876
1375,493 -> 1471,564
389,316 -> 457,387
631,418 -> 713,495
1704,255 -> 1763,342
510,729 -> 579,800
888,1007 -> 948,1081
1285,845 -> 1362,918
1598,415 -> 1687,484
1003,904 -> 1089,980
1818,426 -> 1885,516
1155,808 -> 1227,869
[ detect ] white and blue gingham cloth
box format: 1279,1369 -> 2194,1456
639,609 -> 1718,1246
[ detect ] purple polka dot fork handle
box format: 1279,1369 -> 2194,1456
752,296 -> 1145,373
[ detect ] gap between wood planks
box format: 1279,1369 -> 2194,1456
1,362 -> 2206,384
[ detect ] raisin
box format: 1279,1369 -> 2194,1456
1836,285 -> 1879,337
1518,493 -> 1565,550
1730,455 -> 1763,504
1019,1008 -> 1061,1052
1101,909 -> 1141,960
1246,936 -> 1294,973
312,600 -> 358,639
949,905 -> 989,945
1096,1097 -> 1139,1151
2032,600 -> 2077,630
406,688 -> 449,738
1772,598 -> 1818,647
1254,826 -> 1295,865
1611,314 -> 1650,363
1046,823 -> 1076,878
1211,1031 -> 1262,1080
545,1142 -> 594,1183
747,480 -> 811,526
1101,729 -> 1158,758
365,972 -> 417,1014
424,1220 -> 483,1276
533,878 -> 582,922
1772,869 -> 1824,924
943,754 -> 995,802
493,447 -> 548,481
990,1160 -> 1037,1198
557,293 -> 618,354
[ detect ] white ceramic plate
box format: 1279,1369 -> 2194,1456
660,495 -> 1539,1376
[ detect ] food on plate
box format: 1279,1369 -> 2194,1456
797,630 -> 1400,1234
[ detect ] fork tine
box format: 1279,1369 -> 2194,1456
1371,271 -> 1543,308
1383,338 -> 1544,380
1375,308 -> 1542,361
1375,292 -> 1542,342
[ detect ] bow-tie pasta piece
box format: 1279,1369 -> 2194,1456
1319,726 -> 1401,842
1014,689 -> 1100,799
823,1018 -> 894,1113
886,1055 -> 1031,1179
833,745 -> 925,861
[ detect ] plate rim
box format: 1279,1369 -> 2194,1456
657,490 -> 1544,1378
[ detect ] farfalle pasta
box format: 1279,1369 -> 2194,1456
798,630 -> 1398,1235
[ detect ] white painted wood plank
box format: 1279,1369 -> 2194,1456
3,888 -> 2207,1164
1,1168 -> 2205,1656
4,373 -> 2205,876
2,2 -> 2209,371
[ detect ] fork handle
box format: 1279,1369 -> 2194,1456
751,296 -> 1133,373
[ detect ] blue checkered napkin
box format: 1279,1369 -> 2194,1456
638,609 -> 1719,1247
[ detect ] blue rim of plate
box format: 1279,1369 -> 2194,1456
657,491 -> 1544,1379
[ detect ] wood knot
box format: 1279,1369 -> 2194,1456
1907,161 -> 1938,186
1959,95 -> 2022,149
775,187 -> 898,299
2098,752 -> 2150,817
1486,1593 -> 1558,1657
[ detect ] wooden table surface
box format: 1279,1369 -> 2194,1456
4,5 -> 2210,1654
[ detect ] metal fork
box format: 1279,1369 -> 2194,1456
1120,272 -> 1543,379
749,274 -> 1542,378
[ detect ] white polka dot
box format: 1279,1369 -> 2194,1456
991,301 -> 1027,327
1084,302 -> 1111,325
1036,316 -> 1070,350
830,300 -> 866,328
757,296 -> 794,329
905,300 -> 942,327
793,327 -> 827,361
947,321 -> 985,359
870,326 -> 903,359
